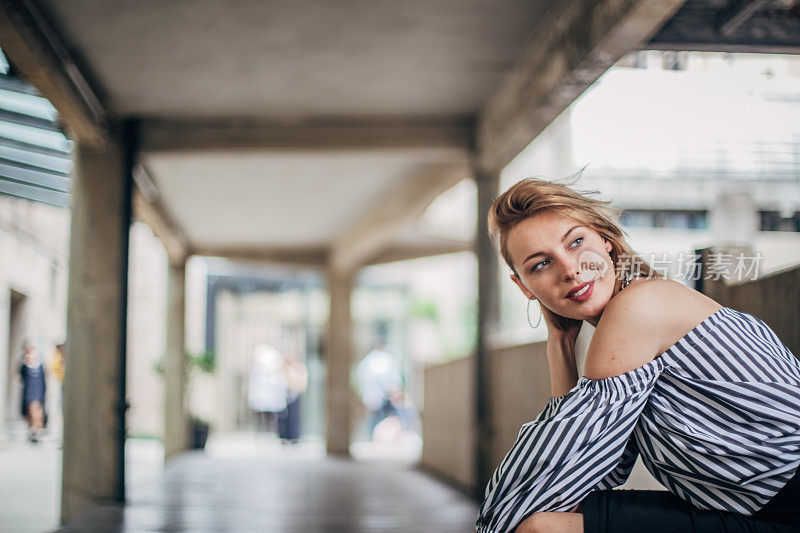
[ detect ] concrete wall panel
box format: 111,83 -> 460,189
421,355 -> 475,489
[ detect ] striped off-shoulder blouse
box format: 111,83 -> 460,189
476,306 -> 800,533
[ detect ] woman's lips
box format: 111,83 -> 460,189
566,280 -> 593,302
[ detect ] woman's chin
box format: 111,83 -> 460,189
563,297 -> 609,322
554,306 -> 591,322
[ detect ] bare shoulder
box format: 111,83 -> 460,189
584,278 -> 722,380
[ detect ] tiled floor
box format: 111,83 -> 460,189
56,441 -> 479,532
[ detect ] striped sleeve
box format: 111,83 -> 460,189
475,364 -> 662,533
592,434 -> 639,491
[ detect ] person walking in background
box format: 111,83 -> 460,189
49,343 -> 65,409
19,341 -> 46,444
355,340 -> 405,440
247,344 -> 289,435
277,351 -> 308,444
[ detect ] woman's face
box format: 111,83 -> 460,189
506,210 -> 616,325
24,347 -> 39,366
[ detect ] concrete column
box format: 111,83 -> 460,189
697,245 -> 759,303
710,187 -> 759,248
325,267 -> 354,455
62,139 -> 131,522
474,167 -> 500,496
164,260 -> 189,460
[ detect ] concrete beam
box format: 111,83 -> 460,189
193,246 -> 328,268
0,0 -> 109,146
330,162 -> 469,272
139,118 -> 472,153
62,139 -> 130,522
132,167 -> 191,265
476,0 -> 685,174
646,41 -> 800,56
366,238 -> 472,266
648,0 -> 800,54
164,260 -> 189,461
719,0 -> 771,37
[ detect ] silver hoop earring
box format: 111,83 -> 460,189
527,298 -> 542,329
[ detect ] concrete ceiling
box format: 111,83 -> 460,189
142,148 -> 465,251
45,0 -> 556,119
4,0 -> 686,267
31,0 -> 560,265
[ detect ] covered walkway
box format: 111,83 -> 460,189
0,0 -> 690,523
3,0 -> 800,531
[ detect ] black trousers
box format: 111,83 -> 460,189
583,466 -> 800,532
277,396 -> 301,441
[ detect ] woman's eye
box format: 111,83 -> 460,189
529,238 -> 582,273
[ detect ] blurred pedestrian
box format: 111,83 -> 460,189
277,351 -> 307,444
20,341 -> 46,444
248,344 -> 289,434
49,342 -> 65,409
355,342 -> 405,440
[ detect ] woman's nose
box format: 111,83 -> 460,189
560,257 -> 580,280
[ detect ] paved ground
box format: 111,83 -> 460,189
0,431 -> 61,533
0,417 -> 164,533
1,428 -> 478,532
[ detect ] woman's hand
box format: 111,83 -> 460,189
542,304 -> 581,346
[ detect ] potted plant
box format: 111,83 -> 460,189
186,350 -> 216,450
153,350 -> 216,450
191,415 -> 210,449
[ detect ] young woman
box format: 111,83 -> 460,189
475,179 -> 800,533
20,342 -> 47,444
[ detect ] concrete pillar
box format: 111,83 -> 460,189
215,290 -> 236,432
710,187 -> 759,248
164,260 -> 189,460
697,245 -> 760,303
325,268 -> 354,455
62,139 -> 131,522
474,167 -> 500,496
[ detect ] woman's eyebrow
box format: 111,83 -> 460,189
522,225 -> 582,265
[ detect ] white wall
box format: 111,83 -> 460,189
0,196 -> 69,435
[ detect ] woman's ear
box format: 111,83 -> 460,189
604,239 -> 613,254
510,274 -> 535,300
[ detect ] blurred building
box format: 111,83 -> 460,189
0,53 -> 70,436
498,51 -> 800,346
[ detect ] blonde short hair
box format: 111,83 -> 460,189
488,178 -> 664,330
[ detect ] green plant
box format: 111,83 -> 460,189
151,350 -> 216,449
187,350 -> 216,374
410,298 -> 439,321
152,350 -> 216,376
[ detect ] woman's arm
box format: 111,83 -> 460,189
476,366 -> 658,533
546,336 -> 578,398
542,307 -> 581,398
